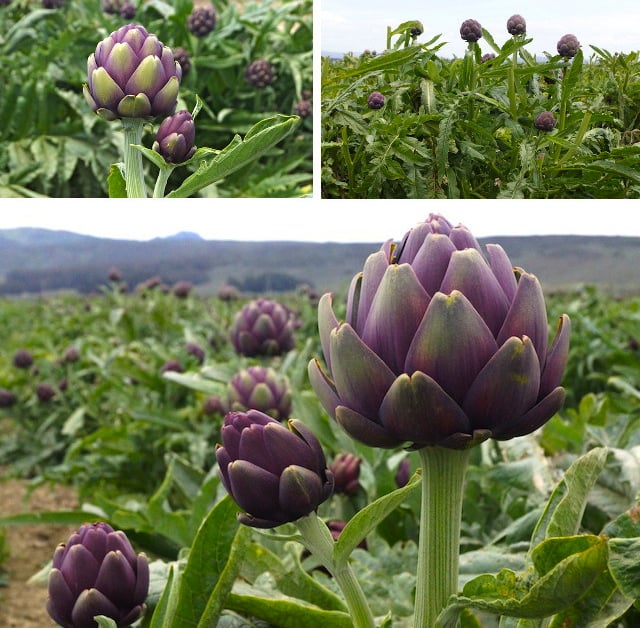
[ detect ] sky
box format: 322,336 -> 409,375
321,0 -> 640,58
1,200 -> 639,242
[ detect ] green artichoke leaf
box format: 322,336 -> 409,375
107,163 -> 126,198
167,115 -> 298,198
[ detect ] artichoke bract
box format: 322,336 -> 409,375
216,410 -> 334,528
308,214 -> 571,450
46,522 -> 149,628
84,23 -> 182,121
227,365 -> 292,421
152,110 -> 196,163
230,298 -> 295,356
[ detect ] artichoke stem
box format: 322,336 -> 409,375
414,446 -> 471,627
296,513 -> 375,628
122,118 -> 146,198
153,165 -> 174,198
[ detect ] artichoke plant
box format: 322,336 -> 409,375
557,33 -> 580,58
367,91 -> 385,109
46,522 -> 149,628
308,213 -> 570,450
152,110 -> 197,163
230,298 -> 295,356
83,23 -> 182,122
459,19 -> 482,43
187,4 -> 217,37
244,59 -> 275,88
227,365 -> 292,421
216,410 -> 334,528
535,111 -> 557,132
506,14 -> 526,36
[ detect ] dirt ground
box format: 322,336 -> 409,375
0,477 -> 78,627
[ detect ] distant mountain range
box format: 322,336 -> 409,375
0,227 -> 638,296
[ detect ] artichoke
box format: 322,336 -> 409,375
506,14 -> 526,36
227,365 -> 292,421
216,410 -> 334,528
294,99 -> 312,118
557,34 -> 580,58
152,110 -> 197,163
173,46 -> 192,77
187,4 -> 217,37
367,91 -> 385,109
329,452 -> 361,495
84,24 -> 182,122
13,348 -> 33,369
308,214 -> 570,450
230,298 -> 295,356
0,388 -> 17,408
534,111 -> 557,132
46,522 -> 149,628
460,19 -> 482,43
244,59 -> 275,88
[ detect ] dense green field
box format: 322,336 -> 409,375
0,275 -> 639,625
322,20 -> 640,198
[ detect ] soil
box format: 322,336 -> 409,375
0,477 -> 78,627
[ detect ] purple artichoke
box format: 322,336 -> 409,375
308,214 -> 571,450
0,388 -> 17,408
13,349 -> 33,369
230,298 -> 295,356
507,14 -> 526,36
120,1 -> 135,18
152,110 -> 196,163
367,91 -> 385,109
294,99 -> 312,118
83,24 -> 182,122
329,452 -> 361,495
46,522 -> 149,628
227,365 -> 292,421
187,4 -> 217,37
173,47 -> 191,77
481,53 -> 496,63
460,19 -> 482,43
36,383 -> 56,402
535,111 -> 557,132
216,410 -> 334,528
244,59 -> 275,88
557,34 -> 580,58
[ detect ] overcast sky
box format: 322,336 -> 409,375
1,200 -> 638,242
321,0 -> 640,58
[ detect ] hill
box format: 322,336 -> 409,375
0,228 -> 638,296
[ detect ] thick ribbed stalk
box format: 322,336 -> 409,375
122,117 -> 146,198
153,166 -> 174,198
414,446 -> 471,627
295,513 -> 375,628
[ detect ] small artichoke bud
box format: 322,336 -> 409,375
216,410 -> 334,528
227,365 -> 292,421
152,110 -> 197,163
203,395 -> 227,415
395,458 -> 410,488
101,0 -> 121,14
42,0 -> 64,8
534,111 -> 557,131
108,266 -> 122,282
36,383 -> 56,403
367,91 -> 385,109
0,389 -> 17,408
294,100 -> 312,118
185,341 -> 205,364
460,19 -> 482,42
120,1 -> 135,18
63,346 -> 80,363
244,59 -> 275,88
46,522 -> 149,628
187,4 -> 217,37
557,34 -> 580,58
230,298 -> 295,356
481,53 -> 496,63
160,359 -> 183,374
172,280 -> 193,297
329,453 -> 361,495
173,47 -> 192,77
13,349 -> 33,369
217,284 -> 241,301
506,14 -> 526,36
84,24 -> 182,121
410,22 -> 423,38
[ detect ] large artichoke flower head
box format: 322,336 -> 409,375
46,521 -> 149,628
84,23 -> 182,121
308,214 -> 571,450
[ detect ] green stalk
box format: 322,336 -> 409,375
153,165 -> 175,198
296,513 -> 375,628
414,446 -> 471,628
121,117 -> 146,198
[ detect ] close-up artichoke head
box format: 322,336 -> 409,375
309,214 -> 571,451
